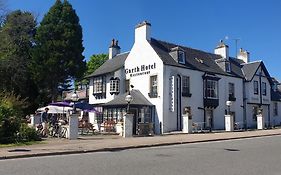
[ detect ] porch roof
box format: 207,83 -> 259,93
103,89 -> 154,107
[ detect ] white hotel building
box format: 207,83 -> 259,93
86,21 -> 281,135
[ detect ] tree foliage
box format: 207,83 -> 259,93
0,10 -> 37,112
31,0 -> 86,102
86,54 -> 108,76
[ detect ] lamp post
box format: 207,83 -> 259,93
226,101 -> 232,115
71,91 -> 79,113
125,92 -> 133,114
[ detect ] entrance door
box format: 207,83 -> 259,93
205,109 -> 213,130
130,108 -> 138,135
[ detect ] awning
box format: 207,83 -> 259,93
103,89 -> 154,107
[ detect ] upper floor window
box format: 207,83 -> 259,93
182,76 -> 191,97
110,77 -> 120,94
125,79 -> 130,93
93,76 -> 106,99
254,81 -> 259,95
149,75 -> 158,98
225,62 -> 231,73
178,51 -> 185,64
262,82 -> 267,96
228,83 -> 235,97
274,102 -> 278,116
205,80 -> 218,99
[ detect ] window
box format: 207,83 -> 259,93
110,78 -> 120,94
125,79 -> 130,92
225,62 -> 231,72
262,82 -> 267,96
228,83 -> 235,98
178,51 -> 185,64
254,81 -> 259,95
182,76 -> 191,97
149,75 -> 158,98
274,102 -> 278,116
205,80 -> 218,99
93,76 -> 106,99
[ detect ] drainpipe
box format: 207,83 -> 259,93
243,79 -> 247,130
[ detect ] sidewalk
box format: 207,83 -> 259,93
1,128 -> 281,160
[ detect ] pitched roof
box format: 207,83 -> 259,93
85,52 -> 129,78
150,38 -> 243,78
103,89 -> 154,107
241,61 -> 261,81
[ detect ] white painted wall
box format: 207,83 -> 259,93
125,40 -> 164,134
214,75 -> 244,129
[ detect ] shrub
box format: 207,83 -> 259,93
0,91 -> 33,144
18,124 -> 41,142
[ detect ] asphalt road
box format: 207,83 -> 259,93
1,135 -> 281,175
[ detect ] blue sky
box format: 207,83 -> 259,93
7,0 -> 281,79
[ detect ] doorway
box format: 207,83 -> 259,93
205,109 -> 213,130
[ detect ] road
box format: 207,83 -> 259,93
1,135 -> 281,175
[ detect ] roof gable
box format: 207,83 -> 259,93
85,52 -> 129,78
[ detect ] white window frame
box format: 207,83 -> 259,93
149,75 -> 158,98
205,80 -> 218,99
110,79 -> 120,93
178,51 -> 185,64
182,76 -> 190,96
93,77 -> 103,94
225,62 -> 231,72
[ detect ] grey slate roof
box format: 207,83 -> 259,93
103,89 -> 154,107
85,52 -> 129,78
150,38 -> 243,78
241,61 -> 261,81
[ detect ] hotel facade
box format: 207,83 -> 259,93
86,21 -> 281,135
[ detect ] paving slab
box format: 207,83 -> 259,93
1,129 -> 281,160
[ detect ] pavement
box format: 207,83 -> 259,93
1,128 -> 281,160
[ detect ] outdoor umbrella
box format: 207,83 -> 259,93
37,105 -> 73,114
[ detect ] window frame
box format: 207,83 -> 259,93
262,82 -> 267,96
228,83 -> 235,97
109,78 -> 120,94
254,81 -> 259,95
178,51 -> 185,64
93,76 -> 106,99
204,79 -> 218,99
149,75 -> 158,98
182,76 -> 191,97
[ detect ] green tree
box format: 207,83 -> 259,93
0,10 -> 37,112
86,54 -> 108,76
31,0 -> 86,102
75,53 -> 108,88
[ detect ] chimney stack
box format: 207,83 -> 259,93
214,40 -> 229,59
237,48 -> 250,63
135,21 -> 151,43
109,39 -> 120,59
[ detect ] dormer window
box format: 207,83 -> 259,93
178,51 -> 185,64
225,62 -> 231,72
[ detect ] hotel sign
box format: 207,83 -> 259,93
125,63 -> 156,77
